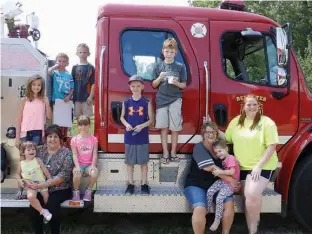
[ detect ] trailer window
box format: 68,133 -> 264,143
221,32 -> 280,87
121,30 -> 188,81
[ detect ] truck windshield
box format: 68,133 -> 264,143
222,32 -> 279,87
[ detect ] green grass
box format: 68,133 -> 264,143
1,209 -> 309,234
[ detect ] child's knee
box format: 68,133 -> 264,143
89,168 -> 98,177
27,191 -> 36,200
73,169 -> 82,177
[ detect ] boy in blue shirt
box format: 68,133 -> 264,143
120,75 -> 154,195
71,43 -> 95,118
48,53 -> 74,137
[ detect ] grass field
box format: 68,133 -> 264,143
1,209 -> 309,234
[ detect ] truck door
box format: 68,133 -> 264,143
209,21 -> 298,145
106,18 -> 199,153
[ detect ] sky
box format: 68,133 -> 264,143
2,0 -> 189,69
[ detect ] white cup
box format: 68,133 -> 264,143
167,76 -> 176,84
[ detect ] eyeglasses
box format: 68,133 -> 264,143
205,131 -> 217,135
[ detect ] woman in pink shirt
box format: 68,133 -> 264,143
71,115 -> 98,202
16,74 -> 52,145
206,140 -> 240,231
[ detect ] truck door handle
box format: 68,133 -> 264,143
213,103 -> 228,127
111,101 -> 122,124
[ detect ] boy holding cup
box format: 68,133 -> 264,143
152,38 -> 187,164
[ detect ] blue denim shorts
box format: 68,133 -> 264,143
184,186 -> 233,208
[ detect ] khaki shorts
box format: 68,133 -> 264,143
155,98 -> 183,131
74,102 -> 93,118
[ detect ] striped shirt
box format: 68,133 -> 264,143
184,142 -> 222,190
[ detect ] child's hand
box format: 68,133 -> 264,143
126,124 -> 133,131
133,124 -> 144,133
86,96 -> 93,105
17,179 -> 24,188
159,72 -> 167,80
212,169 -> 223,177
73,167 -> 82,176
52,63 -> 60,70
172,79 -> 179,86
64,96 -> 71,103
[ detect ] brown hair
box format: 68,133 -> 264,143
201,121 -> 219,139
238,94 -> 261,130
19,141 -> 36,160
25,74 -> 45,101
162,38 -> 178,50
55,53 -> 69,61
44,124 -> 63,141
77,43 -> 90,55
77,115 -> 91,126
212,140 -> 228,150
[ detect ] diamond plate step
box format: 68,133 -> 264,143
94,185 -> 281,213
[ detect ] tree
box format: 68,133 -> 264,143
189,0 -> 312,90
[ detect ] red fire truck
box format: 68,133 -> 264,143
1,1 -> 312,231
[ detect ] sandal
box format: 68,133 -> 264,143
16,189 -> 27,200
170,153 -> 179,162
160,154 -> 170,164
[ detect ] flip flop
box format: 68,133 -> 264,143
160,154 -> 170,164
170,153 -> 179,162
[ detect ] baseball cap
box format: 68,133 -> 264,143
128,75 -> 144,84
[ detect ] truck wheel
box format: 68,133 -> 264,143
290,154 -> 312,231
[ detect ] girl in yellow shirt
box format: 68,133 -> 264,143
17,142 -> 53,222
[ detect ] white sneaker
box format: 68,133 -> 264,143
41,209 -> 52,222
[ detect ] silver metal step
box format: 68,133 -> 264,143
94,185 -> 281,213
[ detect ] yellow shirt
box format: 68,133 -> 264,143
21,158 -> 46,182
225,115 -> 279,170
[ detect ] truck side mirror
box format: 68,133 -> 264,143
276,27 -> 288,67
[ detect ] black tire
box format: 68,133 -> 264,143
290,154 -> 312,231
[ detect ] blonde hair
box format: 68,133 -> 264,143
162,38 -> 178,50
77,115 -> 91,126
55,53 -> 69,61
238,94 -> 261,130
25,74 -> 45,101
19,141 -> 36,161
77,43 -> 90,55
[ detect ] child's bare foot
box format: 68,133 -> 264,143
210,219 -> 220,231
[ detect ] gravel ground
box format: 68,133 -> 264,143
1,208 -> 311,234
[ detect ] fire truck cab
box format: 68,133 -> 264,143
1,1 -> 312,231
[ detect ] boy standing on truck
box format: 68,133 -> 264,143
152,38 -> 187,164
48,53 -> 74,138
120,75 -> 153,195
71,43 -> 95,119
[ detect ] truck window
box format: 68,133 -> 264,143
121,30 -> 188,81
222,32 -> 279,87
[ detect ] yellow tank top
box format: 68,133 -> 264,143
21,158 -> 46,182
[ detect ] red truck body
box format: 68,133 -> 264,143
93,3 -> 312,229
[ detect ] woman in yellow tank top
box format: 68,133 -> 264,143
17,142 -> 53,222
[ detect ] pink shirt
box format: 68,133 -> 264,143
71,134 -> 98,166
222,155 -> 240,180
20,98 -> 45,138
